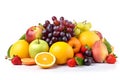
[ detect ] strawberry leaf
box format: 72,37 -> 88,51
75,57 -> 83,66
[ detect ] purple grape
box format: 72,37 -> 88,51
66,28 -> 72,33
66,33 -> 72,40
46,24 -> 53,32
49,40 -> 53,46
43,24 -> 47,28
58,37 -> 62,41
42,29 -> 47,35
83,57 -> 92,66
84,50 -> 92,57
60,16 -> 64,21
53,20 -> 60,26
69,24 -> 75,28
60,32 -> 65,37
58,25 -> 65,31
46,38 -> 50,43
45,20 -> 50,25
48,33 -> 53,38
62,36 -> 68,42
53,31 -> 60,37
41,36 -> 46,40
53,26 -> 59,31
51,37 -> 57,42
52,16 -> 57,21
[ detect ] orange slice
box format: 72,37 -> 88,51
21,58 -> 36,65
35,52 -> 56,69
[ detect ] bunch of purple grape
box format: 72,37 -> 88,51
41,16 -> 75,46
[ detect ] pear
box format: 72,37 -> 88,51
92,40 -> 108,63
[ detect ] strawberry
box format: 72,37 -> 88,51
75,53 -> 84,59
80,45 -> 90,53
67,58 -> 76,67
11,55 -> 22,65
106,54 -> 116,64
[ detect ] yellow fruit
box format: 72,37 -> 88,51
49,42 -> 74,64
10,40 -> 29,58
79,31 -> 100,47
35,52 -> 56,69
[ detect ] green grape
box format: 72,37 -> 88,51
84,22 -> 92,30
74,28 -> 81,36
77,22 -> 84,29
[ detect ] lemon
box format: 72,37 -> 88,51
79,31 -> 100,47
35,52 -> 56,69
10,40 -> 29,58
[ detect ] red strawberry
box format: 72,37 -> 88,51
11,55 -> 22,65
67,58 -> 76,67
80,45 -> 90,53
75,53 -> 84,59
106,54 -> 116,64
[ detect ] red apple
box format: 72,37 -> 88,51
26,26 -> 43,43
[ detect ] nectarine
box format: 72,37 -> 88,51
68,37 -> 81,53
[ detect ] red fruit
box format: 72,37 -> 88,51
53,20 -> 60,26
67,58 -> 76,67
75,53 -> 84,59
106,54 -> 116,64
11,55 -> 22,65
80,45 -> 90,53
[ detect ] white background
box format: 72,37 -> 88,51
0,0 -> 120,80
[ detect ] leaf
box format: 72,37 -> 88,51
75,57 -> 84,66
104,38 -> 112,54
19,33 -> 26,40
7,45 -> 12,58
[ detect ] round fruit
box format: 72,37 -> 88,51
68,37 -> 81,53
79,31 -> 100,47
49,42 -> 74,64
10,40 -> 29,58
35,52 -> 56,69
29,39 -> 49,58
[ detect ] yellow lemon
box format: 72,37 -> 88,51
35,52 -> 56,69
10,40 -> 29,58
79,31 -> 100,47
49,42 -> 74,65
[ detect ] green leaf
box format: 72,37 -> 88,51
85,44 -> 91,50
19,33 -> 26,40
104,38 -> 112,54
7,45 -> 12,58
75,57 -> 84,66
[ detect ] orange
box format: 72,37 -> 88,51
49,41 -> 74,64
10,40 -> 29,58
21,58 -> 36,65
68,37 -> 81,53
79,31 -> 100,47
35,52 -> 56,68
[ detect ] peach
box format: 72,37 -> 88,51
92,40 -> 108,63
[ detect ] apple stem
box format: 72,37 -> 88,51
38,38 -> 40,44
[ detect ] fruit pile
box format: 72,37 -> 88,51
6,16 -> 117,69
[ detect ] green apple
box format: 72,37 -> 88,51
29,39 -> 49,58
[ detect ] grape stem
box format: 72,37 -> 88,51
82,20 -> 87,24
